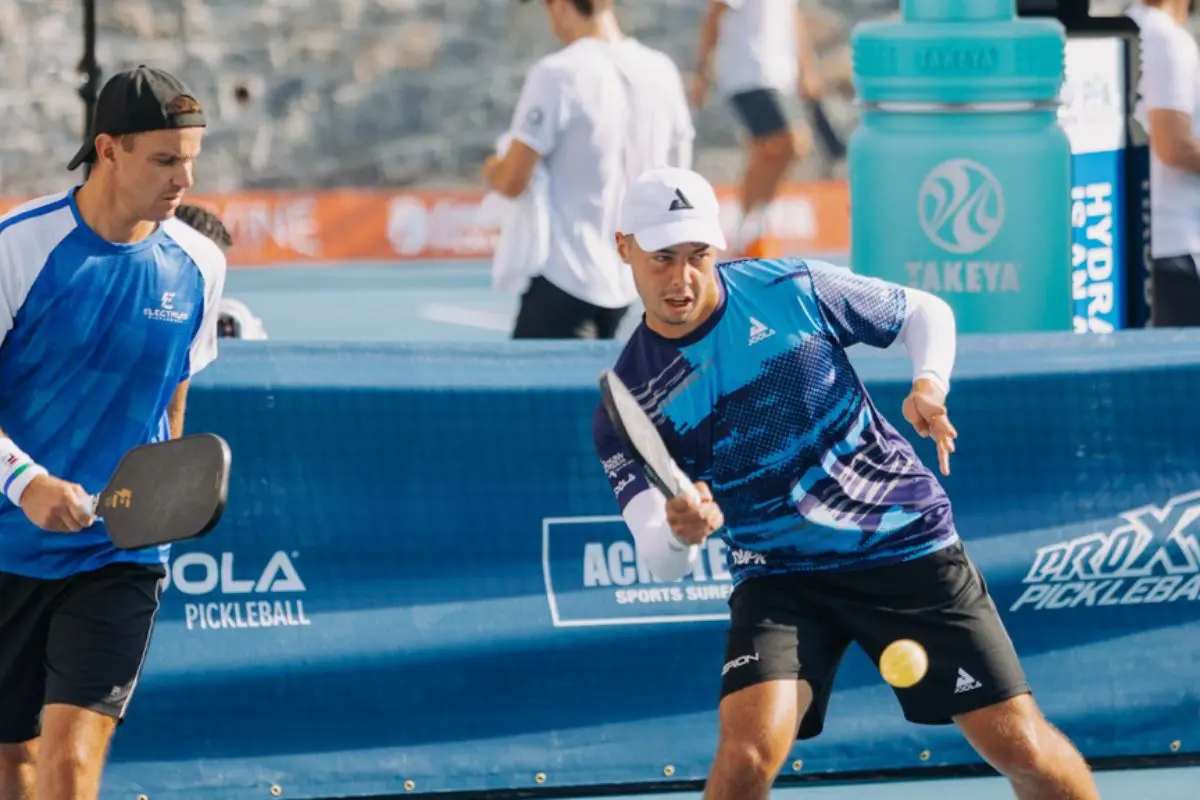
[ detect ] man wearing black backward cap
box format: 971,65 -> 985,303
0,65 -> 225,800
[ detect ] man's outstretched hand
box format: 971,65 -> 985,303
902,378 -> 958,476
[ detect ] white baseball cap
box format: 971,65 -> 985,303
618,167 -> 727,253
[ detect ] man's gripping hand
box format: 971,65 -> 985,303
21,474 -> 96,533
665,482 -> 724,546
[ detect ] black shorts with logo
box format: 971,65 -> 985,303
0,561 -> 165,743
720,542 -> 1030,739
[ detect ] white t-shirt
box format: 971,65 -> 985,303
508,36 -> 695,309
713,0 -> 799,97
1128,3 -> 1200,257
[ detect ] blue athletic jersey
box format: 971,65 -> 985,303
0,190 -> 226,579
593,258 -> 958,585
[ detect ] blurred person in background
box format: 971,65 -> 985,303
1128,0 -> 1200,326
175,203 -> 269,340
483,0 -> 695,340
0,66 -> 225,800
174,202 -> 232,251
690,0 -> 822,258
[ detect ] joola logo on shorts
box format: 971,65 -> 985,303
1010,490 -> 1200,613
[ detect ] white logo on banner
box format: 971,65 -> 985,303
917,158 -> 1005,255
1010,490 -> 1200,613
166,550 -> 314,632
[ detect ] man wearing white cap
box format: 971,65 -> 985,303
591,170 -> 1099,799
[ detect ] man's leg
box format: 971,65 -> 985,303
36,706 -> 116,800
704,573 -> 850,800
39,562 -> 165,800
836,542 -> 1099,800
0,740 -> 38,800
705,680 -> 808,800
956,694 -> 1099,800
728,89 -> 811,254
0,570 -> 58,800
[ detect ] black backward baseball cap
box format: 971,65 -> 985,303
67,65 -> 207,171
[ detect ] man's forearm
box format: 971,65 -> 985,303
622,489 -> 700,583
168,381 -> 190,439
1160,137 -> 1200,175
695,3 -> 725,78
796,12 -> 819,74
894,288 -> 956,395
168,403 -> 185,439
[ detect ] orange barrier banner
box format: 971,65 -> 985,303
0,182 -> 850,268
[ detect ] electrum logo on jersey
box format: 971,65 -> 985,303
542,515 -> 734,627
165,550 -> 312,631
907,158 -> 1019,295
144,291 -> 192,324
1010,490 -> 1200,613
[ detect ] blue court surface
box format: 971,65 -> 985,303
225,261 -> 554,343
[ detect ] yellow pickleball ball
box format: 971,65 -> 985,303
879,639 -> 929,689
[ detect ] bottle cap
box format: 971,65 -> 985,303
854,0 -> 1064,105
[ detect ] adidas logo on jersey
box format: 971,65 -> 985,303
954,668 -> 982,694
748,317 -> 775,345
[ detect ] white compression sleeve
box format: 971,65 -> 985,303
620,488 -> 700,582
892,287 -> 957,395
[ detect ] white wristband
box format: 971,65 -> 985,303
0,437 -> 48,507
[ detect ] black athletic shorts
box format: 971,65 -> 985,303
729,88 -> 792,139
720,542 -> 1030,740
1150,254 -> 1200,327
0,562 -> 165,743
512,275 -> 628,340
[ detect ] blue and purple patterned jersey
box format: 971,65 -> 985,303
593,258 -> 958,584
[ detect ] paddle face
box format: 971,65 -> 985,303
599,370 -> 689,500
99,434 -> 231,550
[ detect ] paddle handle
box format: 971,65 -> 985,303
667,461 -> 702,503
75,493 -> 100,524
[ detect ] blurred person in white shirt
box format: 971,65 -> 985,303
483,0 -> 695,340
1128,0 -> 1200,326
691,0 -> 821,258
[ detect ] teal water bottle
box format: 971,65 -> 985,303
849,0 -> 1071,334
